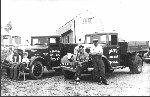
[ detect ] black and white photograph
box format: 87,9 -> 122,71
1,0 -> 150,96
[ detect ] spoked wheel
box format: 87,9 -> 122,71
29,61 -> 44,79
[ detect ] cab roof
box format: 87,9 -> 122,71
31,35 -> 61,38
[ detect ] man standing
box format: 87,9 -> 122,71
90,39 -> 109,85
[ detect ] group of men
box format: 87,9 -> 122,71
4,39 -> 111,84
4,48 -> 30,80
61,39 -> 111,85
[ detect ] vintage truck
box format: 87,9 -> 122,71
60,32 -> 149,79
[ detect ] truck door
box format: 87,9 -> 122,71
103,34 -> 120,67
103,46 -> 120,67
49,37 -> 61,67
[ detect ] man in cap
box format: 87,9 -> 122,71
90,39 -> 109,85
5,48 -> 22,80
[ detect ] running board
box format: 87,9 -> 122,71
112,66 -> 126,69
52,66 -> 61,69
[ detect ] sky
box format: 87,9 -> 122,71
1,0 -> 150,44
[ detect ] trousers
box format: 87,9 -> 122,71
10,63 -> 20,80
92,55 -> 107,82
75,62 -> 89,78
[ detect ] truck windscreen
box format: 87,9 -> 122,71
32,37 -> 48,46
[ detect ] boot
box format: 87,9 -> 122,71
75,77 -> 80,84
102,78 -> 109,85
103,81 -> 109,85
97,77 -> 102,85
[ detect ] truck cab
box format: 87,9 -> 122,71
85,33 -> 120,67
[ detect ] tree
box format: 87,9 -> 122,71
4,21 -> 12,33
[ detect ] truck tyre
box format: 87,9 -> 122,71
62,70 -> 75,79
129,54 -> 143,74
29,61 -> 44,79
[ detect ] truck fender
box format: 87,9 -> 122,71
137,53 -> 144,61
29,56 -> 47,67
102,55 -> 113,73
102,55 -> 110,65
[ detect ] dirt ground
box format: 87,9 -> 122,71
1,62 -> 150,96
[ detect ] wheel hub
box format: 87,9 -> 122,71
33,64 -> 42,76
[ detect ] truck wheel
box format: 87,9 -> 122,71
29,61 -> 44,79
62,70 -> 75,79
129,54 -> 143,74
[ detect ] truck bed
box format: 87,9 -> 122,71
127,41 -> 149,53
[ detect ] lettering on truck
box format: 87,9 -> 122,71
108,48 -> 119,65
